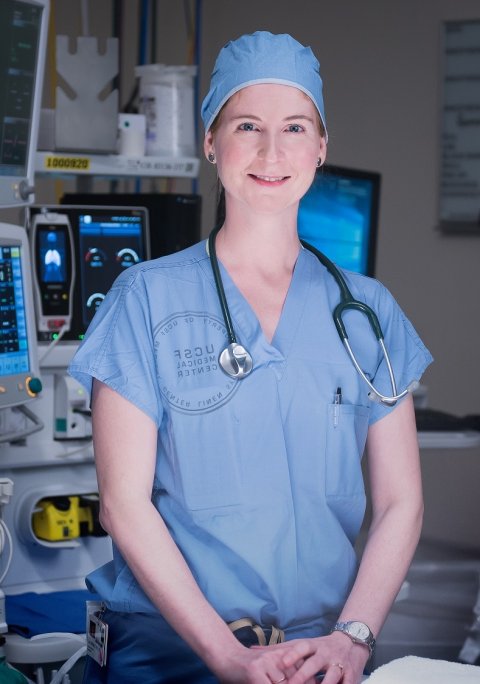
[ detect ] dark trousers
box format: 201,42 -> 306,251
82,609 -> 218,683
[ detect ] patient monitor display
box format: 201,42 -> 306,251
29,206 -> 149,342
0,0 -> 50,206
0,222 -> 41,407
77,210 -> 144,329
31,211 -> 74,332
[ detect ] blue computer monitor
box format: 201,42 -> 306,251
298,165 -> 381,276
0,222 -> 40,407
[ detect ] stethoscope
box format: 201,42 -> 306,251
208,224 -> 417,406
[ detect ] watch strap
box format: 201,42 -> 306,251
332,620 -> 376,656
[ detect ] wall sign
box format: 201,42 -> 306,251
439,19 -> 480,233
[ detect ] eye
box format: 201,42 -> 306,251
286,123 -> 305,133
238,122 -> 258,132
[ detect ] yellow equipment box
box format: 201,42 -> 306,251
32,496 -> 89,541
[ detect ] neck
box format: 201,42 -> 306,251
214,202 -> 301,274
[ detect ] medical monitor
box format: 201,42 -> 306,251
28,205 -> 150,342
0,222 -> 40,408
62,192 -> 202,259
0,0 -> 49,206
298,165 -> 381,276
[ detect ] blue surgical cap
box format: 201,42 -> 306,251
201,31 -> 327,139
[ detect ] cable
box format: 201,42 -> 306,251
38,324 -> 69,364
80,0 -> 90,36
0,519 -> 13,583
0,404 -> 44,444
72,408 -> 92,417
49,643 -> 87,684
111,0 -> 123,130
135,0 -> 150,195
112,0 -> 123,42
184,0 -> 194,64
54,440 -> 93,460
192,0 -> 202,195
139,0 -> 149,66
150,0 -> 157,64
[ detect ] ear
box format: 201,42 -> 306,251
317,137 -> 327,167
204,131 -> 214,160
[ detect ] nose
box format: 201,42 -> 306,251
257,132 -> 283,163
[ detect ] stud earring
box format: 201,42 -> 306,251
208,152 -> 216,164
316,157 -> 322,168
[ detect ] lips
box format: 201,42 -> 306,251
249,174 -> 289,183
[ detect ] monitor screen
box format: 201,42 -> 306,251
37,226 -> 68,284
77,209 -> 146,329
0,244 -> 30,376
61,192 -> 202,259
298,165 -> 381,276
0,0 -> 49,206
0,222 -> 39,407
29,205 -> 150,342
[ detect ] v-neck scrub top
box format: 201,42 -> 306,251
69,240 -> 432,640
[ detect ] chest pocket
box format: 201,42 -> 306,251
325,403 -> 370,497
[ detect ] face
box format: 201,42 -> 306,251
204,83 -> 326,217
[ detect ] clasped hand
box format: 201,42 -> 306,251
217,632 -> 369,684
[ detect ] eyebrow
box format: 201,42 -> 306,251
229,114 -> 315,123
284,115 -> 315,123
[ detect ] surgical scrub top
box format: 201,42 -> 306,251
69,240 -> 432,639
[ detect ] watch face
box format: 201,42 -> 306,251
349,622 -> 370,640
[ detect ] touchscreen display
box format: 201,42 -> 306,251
0,243 -> 30,376
78,211 -> 143,328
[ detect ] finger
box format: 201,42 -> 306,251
267,673 -> 288,684
277,657 -> 304,681
287,663 -> 323,684
251,642 -> 294,652
281,641 -> 315,668
316,662 -> 345,684
288,660 -> 341,684
284,663 -> 301,679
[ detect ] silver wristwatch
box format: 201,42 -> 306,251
332,620 -> 376,656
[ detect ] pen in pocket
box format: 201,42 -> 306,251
333,387 -> 342,427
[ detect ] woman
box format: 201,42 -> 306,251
70,31 -> 432,684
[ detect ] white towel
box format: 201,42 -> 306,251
367,655 -> 480,683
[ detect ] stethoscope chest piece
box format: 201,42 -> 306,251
219,343 -> 253,379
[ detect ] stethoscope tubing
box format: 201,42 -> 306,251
208,227 -> 412,405
208,227 -> 238,345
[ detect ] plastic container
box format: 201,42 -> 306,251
4,633 -> 86,684
135,64 -> 197,158
117,113 -> 146,156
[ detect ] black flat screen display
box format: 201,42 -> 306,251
29,205 -> 149,342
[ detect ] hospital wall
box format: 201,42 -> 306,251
38,0 -> 480,552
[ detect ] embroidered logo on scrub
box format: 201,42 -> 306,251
154,311 -> 239,414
